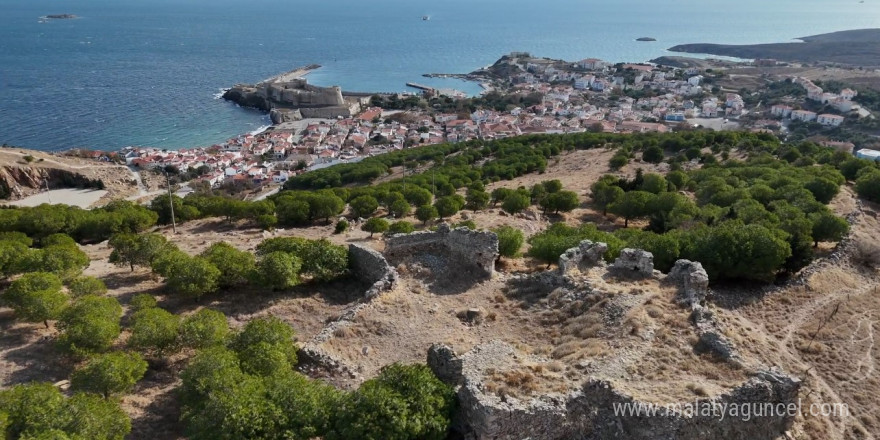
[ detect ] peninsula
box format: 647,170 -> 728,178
669,28 -> 880,67
222,64 -> 367,124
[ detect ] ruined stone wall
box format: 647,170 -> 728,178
431,341 -> 800,440
384,224 -> 499,277
348,244 -> 392,286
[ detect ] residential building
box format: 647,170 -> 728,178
817,114 -> 845,126
790,110 -> 817,122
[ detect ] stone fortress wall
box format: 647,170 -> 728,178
384,223 -> 499,277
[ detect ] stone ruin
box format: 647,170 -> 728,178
384,223 -> 499,279
428,342 -> 800,440
610,248 -> 655,278
422,242 -> 800,440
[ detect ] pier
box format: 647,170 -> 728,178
406,82 -> 436,92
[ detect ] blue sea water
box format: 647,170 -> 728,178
2,0 -> 880,151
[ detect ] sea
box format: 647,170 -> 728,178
2,0 -> 880,152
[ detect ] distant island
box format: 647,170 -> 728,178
636,37 -> 656,42
668,28 -> 880,67
43,14 -> 77,19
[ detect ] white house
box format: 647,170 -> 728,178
770,105 -> 793,118
817,114 -> 845,127
578,58 -> 605,70
831,98 -> 855,113
790,110 -> 817,122
687,75 -> 703,86
856,148 -> 880,161
841,88 -> 858,100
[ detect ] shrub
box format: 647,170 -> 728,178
199,242 -> 256,288
334,219 -> 349,234
330,364 -> 455,440
415,204 -> 438,224
57,295 -> 122,355
129,293 -> 157,312
67,276 -> 107,297
180,309 -> 229,349
128,307 -> 180,355
493,226 -> 524,258
387,221 -> 415,235
163,255 -> 221,299
855,170 -> 880,203
0,383 -> 130,440
257,251 -> 302,290
70,352 -> 148,398
501,191 -> 530,215
527,223 -> 623,267
349,195 -> 379,218
231,316 -> 298,370
681,222 -> 791,282
108,233 -> 171,272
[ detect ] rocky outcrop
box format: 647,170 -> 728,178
557,240 -> 607,275
610,248 -> 654,278
668,259 -> 710,308
0,166 -> 104,201
431,341 -> 800,440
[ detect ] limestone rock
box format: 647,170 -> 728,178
557,240 -> 608,275
668,259 -> 710,306
610,248 -> 654,278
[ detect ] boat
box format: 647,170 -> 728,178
422,15 -> 430,21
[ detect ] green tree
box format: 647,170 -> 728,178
434,196 -> 463,219
108,233 -> 170,272
331,364 -> 454,440
493,226 -> 524,258
490,188 -> 513,206
265,371 -> 341,440
541,179 -> 563,194
683,222 -> 791,282
811,212 -> 849,247
164,256 -> 221,300
403,187 -> 432,207
350,195 -> 379,218
309,192 -> 346,224
540,190 -> 579,214
129,293 -> 157,312
608,191 -> 655,227
389,199 -> 412,218
128,307 -> 180,355
63,392 -> 131,440
334,219 -> 349,234
199,242 -> 256,288
465,189 -> 490,211
639,173 -> 668,194
30,245 -> 90,281
856,170 -> 880,203
231,316 -> 298,370
387,221 -> 415,235
642,145 -> 664,164
180,308 -> 230,349
257,251 -> 302,290
362,218 -> 390,238
501,191 -> 530,215
590,181 -> 624,216
67,276 -> 107,298
415,205 -> 438,224
276,198 -> 311,226
4,272 -> 66,328
70,352 -> 148,398
804,178 -> 840,204
0,240 -> 30,278
57,295 -> 123,355
0,383 -> 68,439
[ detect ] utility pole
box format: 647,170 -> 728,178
164,170 -> 177,234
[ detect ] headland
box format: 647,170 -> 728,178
669,28 -> 880,67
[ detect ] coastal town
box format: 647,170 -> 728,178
93,52 -> 879,192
